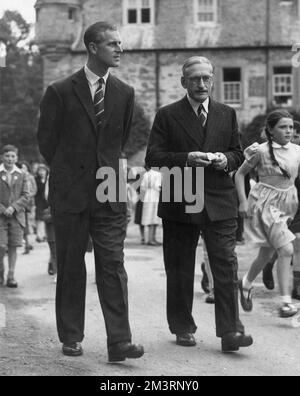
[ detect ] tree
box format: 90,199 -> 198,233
123,102 -> 151,159
0,10 -> 43,162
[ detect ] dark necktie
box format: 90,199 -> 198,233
197,104 -> 207,127
94,78 -> 104,129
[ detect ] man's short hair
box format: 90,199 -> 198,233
1,145 -> 18,155
84,21 -> 118,50
182,56 -> 214,76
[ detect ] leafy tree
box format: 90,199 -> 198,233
123,102 -> 150,159
0,10 -> 43,162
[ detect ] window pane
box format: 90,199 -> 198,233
223,68 -> 241,82
274,66 -> 292,74
141,8 -> 151,23
69,7 -> 76,21
128,9 -> 137,23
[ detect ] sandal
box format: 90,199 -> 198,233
279,303 -> 298,318
238,280 -> 253,312
6,278 -> 18,288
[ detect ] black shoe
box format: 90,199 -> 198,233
238,279 -> 253,312
108,342 -> 144,363
263,262 -> 275,290
62,342 -> 83,357
201,263 -> 210,294
221,332 -> 253,353
205,290 -> 215,304
6,278 -> 18,288
48,262 -> 54,276
176,333 -> 196,347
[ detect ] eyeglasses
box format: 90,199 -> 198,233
187,76 -> 213,85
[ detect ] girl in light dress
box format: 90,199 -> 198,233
235,110 -> 300,318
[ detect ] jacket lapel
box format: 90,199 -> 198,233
203,99 -> 224,151
0,171 -> 9,186
102,74 -> 122,128
72,68 -> 97,133
173,97 -> 205,149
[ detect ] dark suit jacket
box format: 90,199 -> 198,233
0,168 -> 29,227
145,96 -> 244,223
37,68 -> 134,214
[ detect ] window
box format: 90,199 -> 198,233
195,0 -> 217,24
273,66 -> 293,107
68,7 -> 77,21
36,8 -> 40,22
222,68 -> 242,106
124,0 -> 154,25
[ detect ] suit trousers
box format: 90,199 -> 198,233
53,196 -> 132,346
162,212 -> 245,337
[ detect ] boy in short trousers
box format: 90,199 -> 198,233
0,145 -> 29,288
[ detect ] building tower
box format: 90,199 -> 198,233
34,0 -> 85,87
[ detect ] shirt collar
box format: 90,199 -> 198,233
0,164 -> 22,174
272,141 -> 291,150
84,65 -> 109,86
187,95 -> 209,114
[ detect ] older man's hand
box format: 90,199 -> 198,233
211,152 -> 228,171
187,152 -> 212,167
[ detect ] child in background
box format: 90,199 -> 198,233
0,145 -> 29,288
235,110 -> 300,318
262,120 -> 300,295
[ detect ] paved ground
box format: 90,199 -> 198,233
0,222 -> 300,376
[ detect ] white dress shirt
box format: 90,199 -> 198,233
84,65 -> 109,101
187,95 -> 209,121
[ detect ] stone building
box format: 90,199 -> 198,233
35,0 -> 300,126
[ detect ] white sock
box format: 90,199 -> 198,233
242,275 -> 252,290
281,296 -> 292,305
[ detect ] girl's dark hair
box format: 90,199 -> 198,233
264,109 -> 293,179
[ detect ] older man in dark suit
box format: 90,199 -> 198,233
37,22 -> 144,362
146,56 -> 253,353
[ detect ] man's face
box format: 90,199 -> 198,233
90,30 -> 123,68
2,151 -> 18,170
181,63 -> 214,103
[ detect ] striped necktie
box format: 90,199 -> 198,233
94,78 -> 104,129
197,104 -> 207,127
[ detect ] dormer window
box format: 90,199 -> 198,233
195,0 -> 217,24
124,0 -> 155,25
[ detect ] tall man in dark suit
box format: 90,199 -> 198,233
146,56 -> 253,353
37,22 -> 144,362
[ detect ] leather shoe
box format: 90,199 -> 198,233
62,342 -> 83,357
6,278 -> 18,288
108,342 -> 144,362
221,332 -> 253,353
205,290 -> 215,304
238,279 -> 253,312
201,263 -> 210,294
263,262 -> 275,290
176,333 -> 196,347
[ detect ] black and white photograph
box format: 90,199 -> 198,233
0,0 -> 300,378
